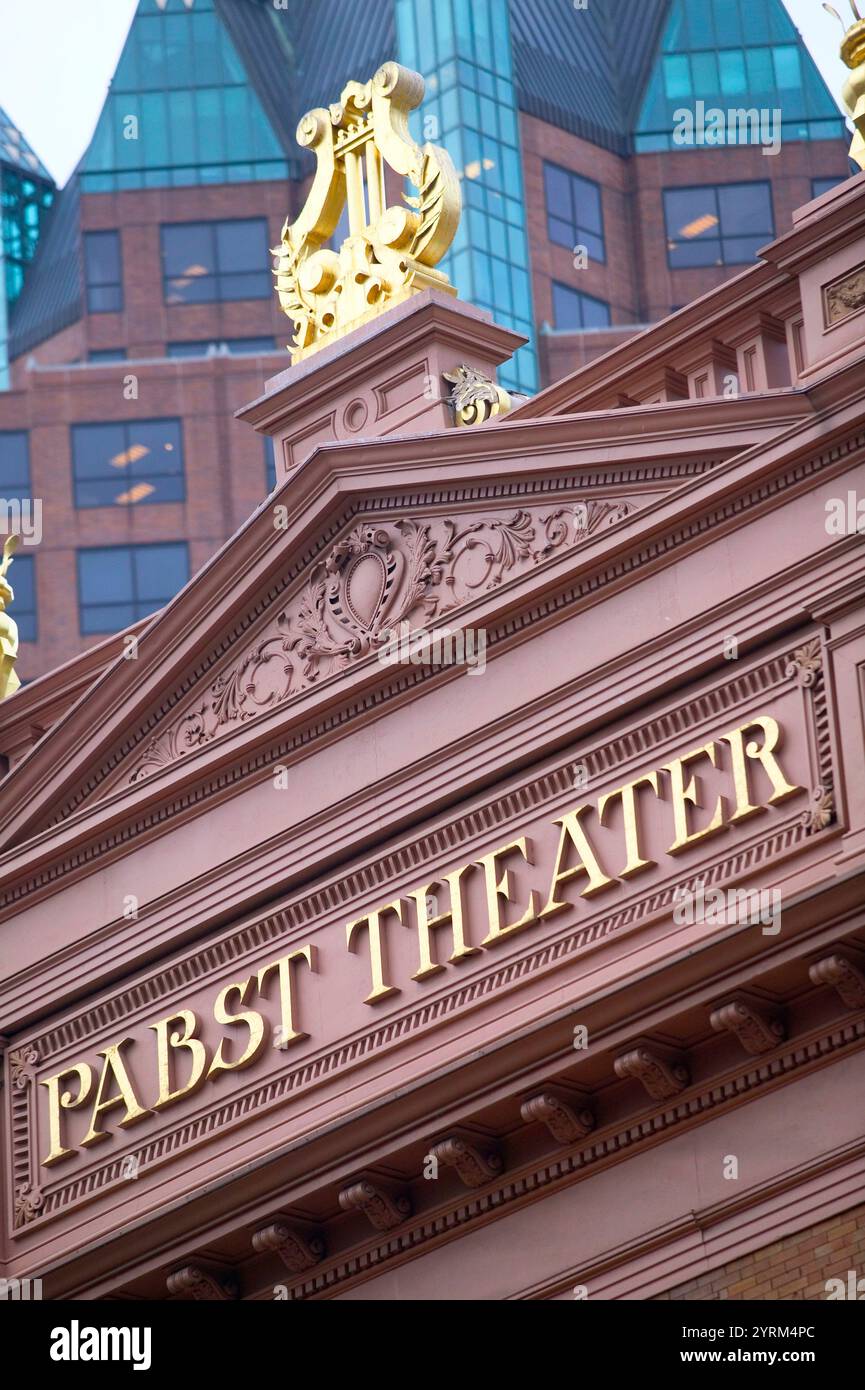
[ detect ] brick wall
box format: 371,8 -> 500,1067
655,1203 -> 865,1300
520,112 -> 850,385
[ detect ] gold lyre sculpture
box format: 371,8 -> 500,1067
825,2 -> 865,168
273,61 -> 461,362
0,535 -> 21,701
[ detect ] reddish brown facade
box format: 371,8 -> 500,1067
0,171 -> 864,1302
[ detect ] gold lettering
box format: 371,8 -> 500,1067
406,866 -> 479,980
540,809 -> 613,919
665,741 -> 726,855
207,976 -> 268,1080
598,772 -> 661,879
346,902 -> 403,1003
477,838 -> 539,944
256,946 -> 317,1045
149,1010 -> 209,1111
722,716 -> 802,822
81,1041 -> 149,1148
40,1062 -> 94,1166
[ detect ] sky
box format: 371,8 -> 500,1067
0,0 -> 855,189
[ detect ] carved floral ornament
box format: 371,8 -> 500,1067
128,501 -> 636,784
824,264 -> 865,327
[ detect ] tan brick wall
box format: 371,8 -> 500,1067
656,1203 -> 865,1300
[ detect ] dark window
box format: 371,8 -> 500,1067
265,437 -> 276,492
83,231 -> 123,312
78,542 -> 189,635
7,552 -> 35,643
663,182 -> 774,267
167,336 -> 277,357
543,162 -> 605,262
0,431 -> 30,502
71,419 -> 184,509
161,219 -> 270,304
551,282 -> 611,331
88,348 -> 127,363
812,177 -> 846,200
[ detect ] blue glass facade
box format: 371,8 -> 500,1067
81,0 -> 290,192
395,0 -> 537,393
0,108 -> 54,390
635,0 -> 846,151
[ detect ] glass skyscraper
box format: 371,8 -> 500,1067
396,0 -> 538,392
0,108 -> 54,390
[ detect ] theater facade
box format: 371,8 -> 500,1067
1,63 -> 865,1301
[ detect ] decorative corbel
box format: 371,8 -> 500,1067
709,995 -> 786,1055
520,1091 -> 595,1145
613,1045 -> 689,1100
809,953 -> 865,1011
427,1134 -> 504,1187
166,1264 -> 237,1301
251,1221 -> 325,1273
443,365 -> 511,426
338,1178 -> 411,1231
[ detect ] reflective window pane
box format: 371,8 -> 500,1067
8,552 -> 36,642
78,543 -> 189,634
161,218 -> 269,302
812,177 -> 846,199
72,419 -> 184,508
543,162 -> 605,263
551,282 -> 611,331
88,348 -> 127,363
0,431 -> 30,497
663,182 -> 773,267
84,230 -> 123,313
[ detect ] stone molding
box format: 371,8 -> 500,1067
275,1017 -> 865,1300
6,639 -> 836,1234
2,417 -> 858,910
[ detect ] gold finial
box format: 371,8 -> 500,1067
273,62 -> 462,362
825,2 -> 865,167
0,535 -> 21,701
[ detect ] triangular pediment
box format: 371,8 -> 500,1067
0,413 -> 752,850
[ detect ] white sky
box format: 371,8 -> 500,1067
0,0 -> 854,189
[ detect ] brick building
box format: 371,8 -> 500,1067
0,0 -> 853,680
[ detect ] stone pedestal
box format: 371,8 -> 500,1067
237,289 -> 525,485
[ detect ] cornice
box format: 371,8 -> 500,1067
0,389 -> 819,844
509,261 -> 786,419
21,892 -> 865,1295
284,1021 -> 865,1301
0,401 -> 861,915
2,638 -> 843,1247
4,640 -> 815,1024
0,621 -> 148,755
237,289 -> 524,430
523,1141 -> 865,1301
763,171 -> 865,275
513,176 -> 865,423
0,454 -> 722,854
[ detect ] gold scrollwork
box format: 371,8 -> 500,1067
273,62 -> 461,362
